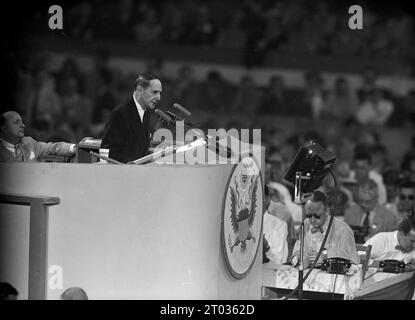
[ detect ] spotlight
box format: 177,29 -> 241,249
284,141 -> 336,194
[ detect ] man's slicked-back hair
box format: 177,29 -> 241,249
134,73 -> 160,90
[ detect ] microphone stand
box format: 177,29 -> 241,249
294,171 -> 312,300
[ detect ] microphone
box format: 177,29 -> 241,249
173,103 -> 192,117
155,109 -> 175,125
165,111 -> 195,127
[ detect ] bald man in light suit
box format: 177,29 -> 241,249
0,111 -> 76,162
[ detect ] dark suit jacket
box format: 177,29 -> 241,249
101,99 -> 151,163
344,203 -> 399,239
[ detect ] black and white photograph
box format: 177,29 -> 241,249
1,0 -> 415,306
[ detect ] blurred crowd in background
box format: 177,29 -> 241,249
28,0 -> 415,66
3,0 -> 415,217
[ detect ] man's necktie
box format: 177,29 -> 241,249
15,144 -> 23,161
143,111 -> 149,131
363,211 -> 370,236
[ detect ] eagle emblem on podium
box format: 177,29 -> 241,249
222,156 -> 263,279
228,174 -> 259,253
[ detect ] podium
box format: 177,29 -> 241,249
0,150 -> 264,299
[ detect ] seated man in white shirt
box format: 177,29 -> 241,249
0,111 -> 77,162
291,190 -> 359,268
364,218 -> 415,267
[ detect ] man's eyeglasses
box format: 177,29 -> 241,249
400,194 -> 415,201
305,213 -> 323,219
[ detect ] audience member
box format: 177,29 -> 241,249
31,70 -> 62,130
230,74 -> 261,117
66,1 -> 94,40
364,218 -> 415,266
344,179 -> 399,243
383,169 -> 401,217
323,185 -> 352,217
84,49 -> 113,100
324,76 -> 359,123
165,65 -> 199,110
159,1 -> 185,43
257,75 -> 290,115
133,2 -> 162,44
370,144 -> 391,178
55,57 -> 84,97
196,70 -> 233,113
185,4 -> 217,45
99,0 -> 135,40
357,67 -> 379,103
331,160 -> 355,214
303,70 -> 326,120
216,9 -> 246,49
349,150 -> 387,205
395,181 -> 415,223
356,88 -> 394,126
401,147 -> 415,184
90,69 -> 118,125
59,76 -> 93,142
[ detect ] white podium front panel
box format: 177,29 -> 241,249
0,161 -> 263,300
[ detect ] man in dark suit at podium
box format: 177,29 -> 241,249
101,73 -> 162,163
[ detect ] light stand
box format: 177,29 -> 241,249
281,141 -> 337,300
294,171 -> 312,300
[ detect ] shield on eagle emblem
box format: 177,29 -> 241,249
221,156 -> 263,279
